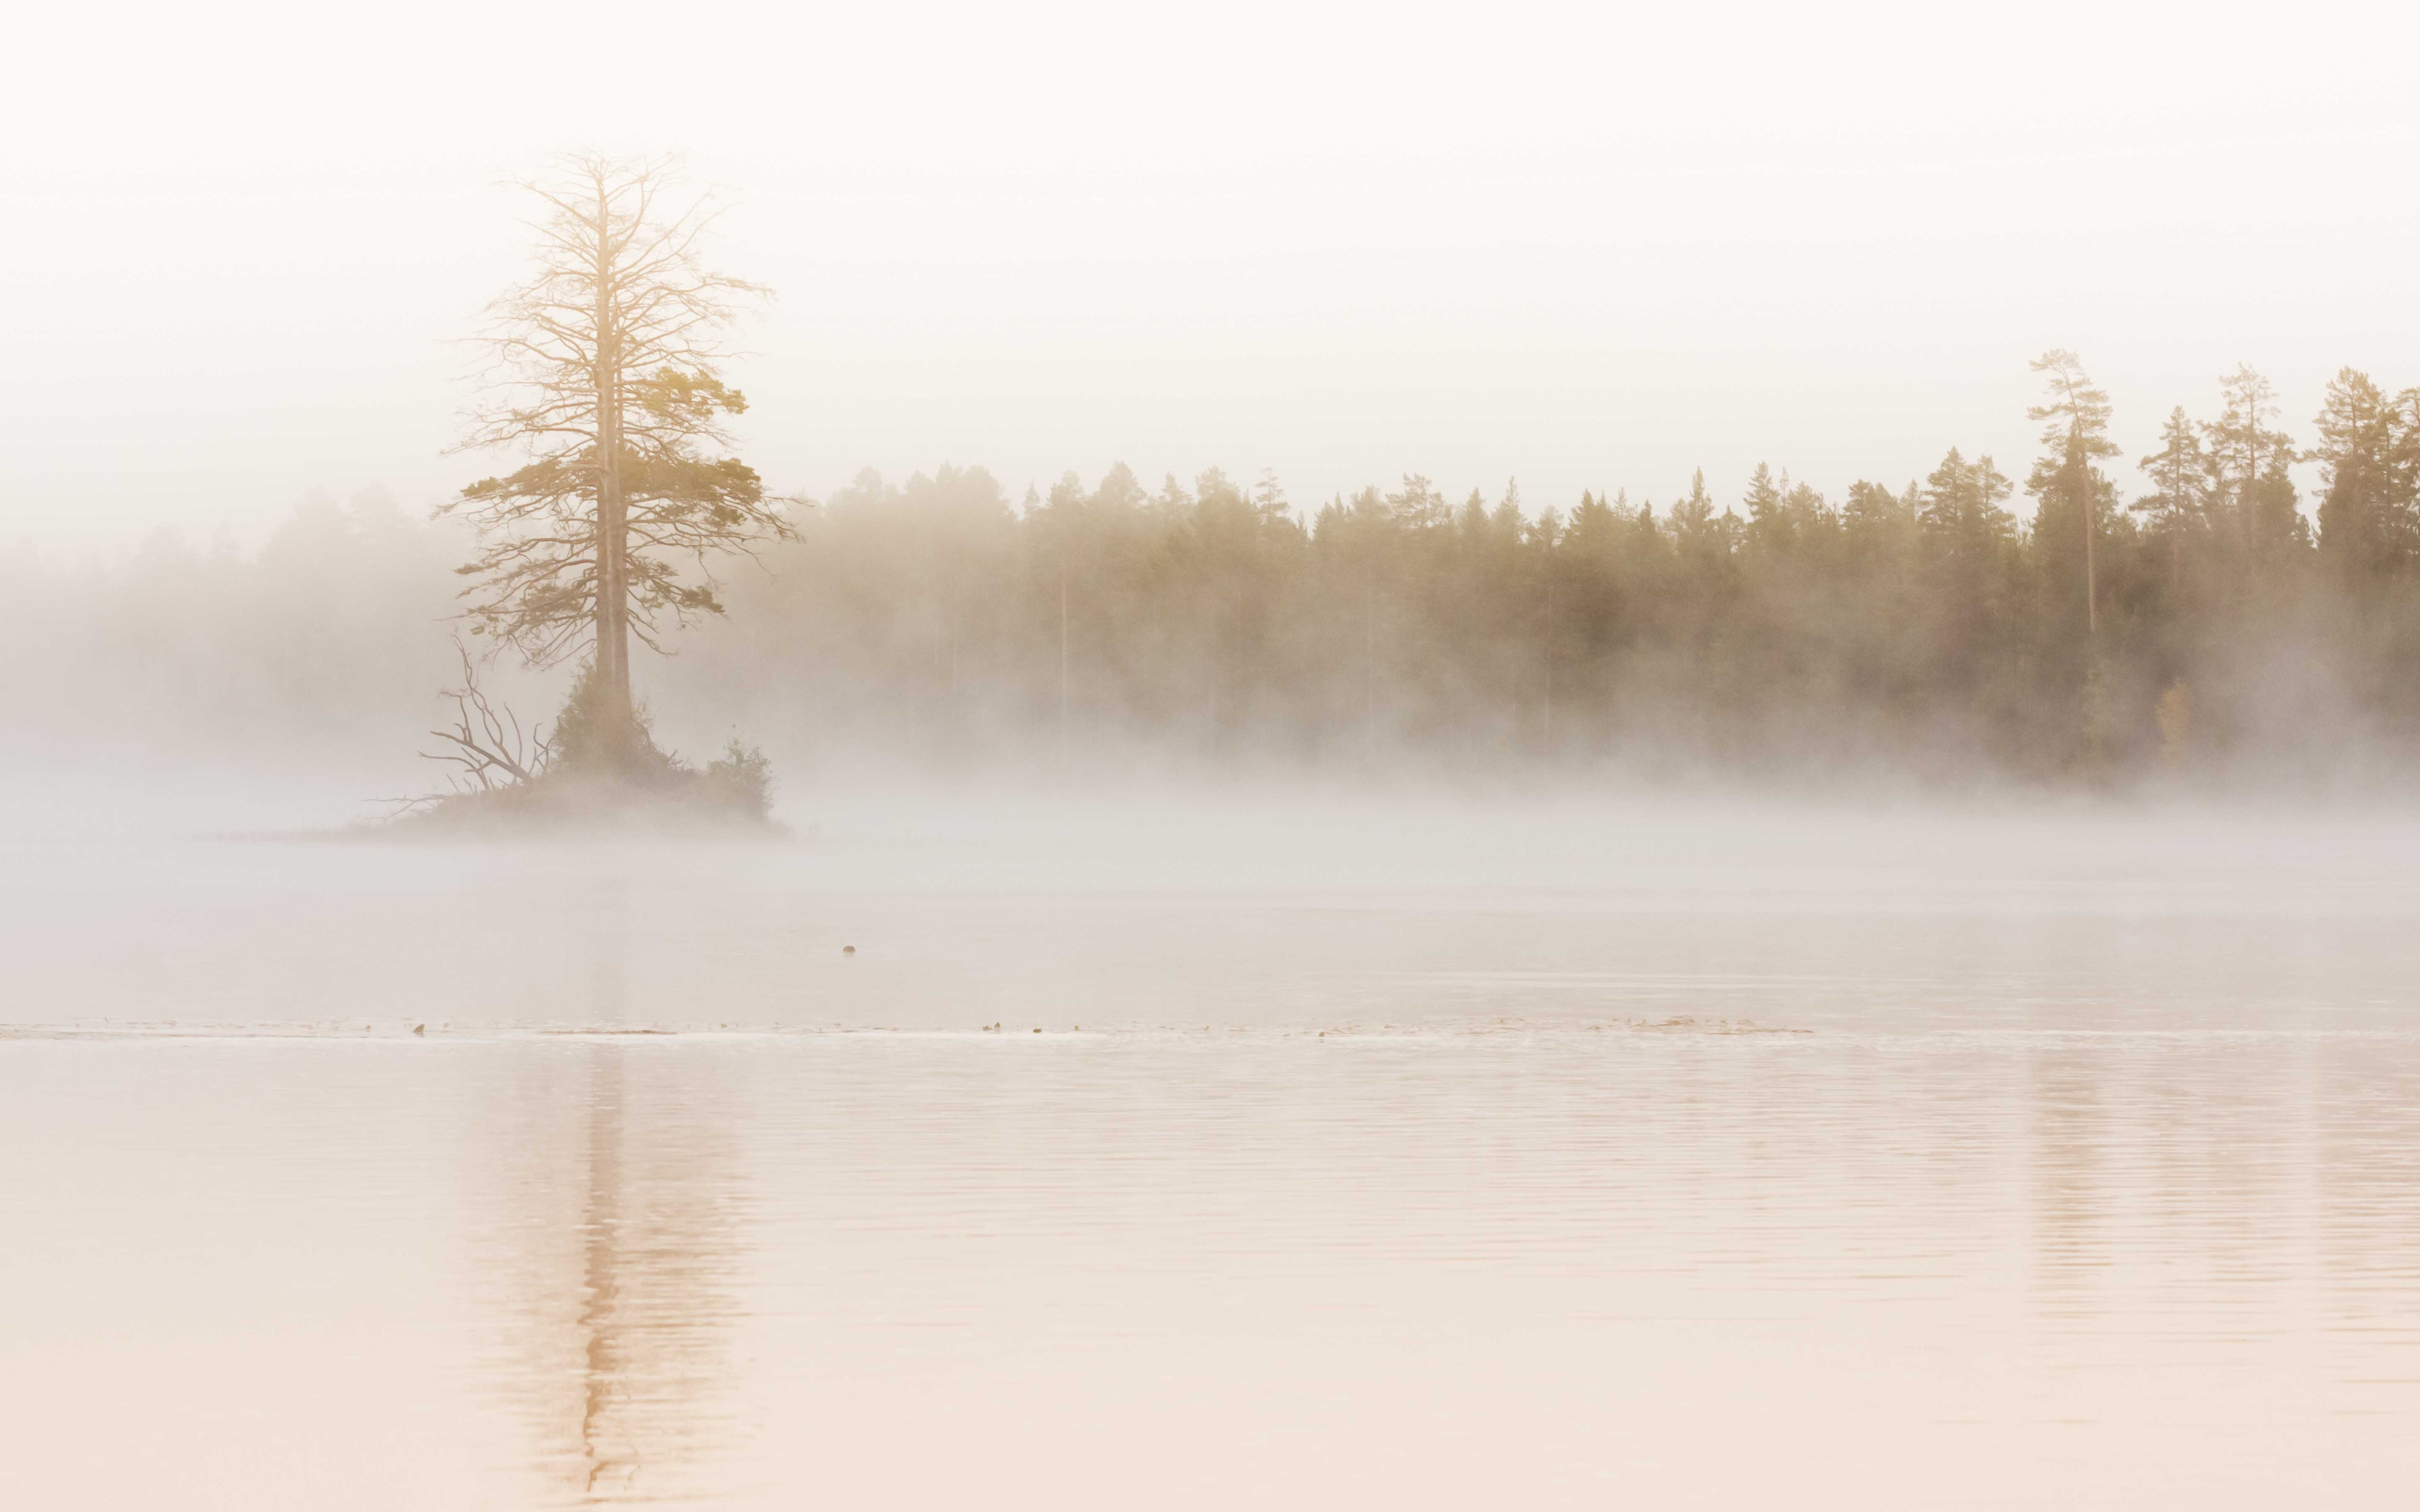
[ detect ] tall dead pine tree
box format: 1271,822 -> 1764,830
445,155 -> 790,770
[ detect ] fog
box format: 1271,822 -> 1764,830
8,460 -> 2416,824
12,795 -> 2420,1507
8,1 -> 2418,550
9,5 -> 2420,1508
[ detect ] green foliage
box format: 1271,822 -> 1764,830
442,157 -> 789,680
703,739 -> 775,821
393,656 -> 778,832
2313,369 -> 2420,576
689,365 -> 2420,781
549,659 -> 681,780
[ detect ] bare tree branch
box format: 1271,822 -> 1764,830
418,638 -> 552,788
443,153 -> 793,701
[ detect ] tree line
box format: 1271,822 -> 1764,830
684,359 -> 2420,782
19,155 -> 2420,796
10,360 -> 2417,790
411,157 -> 2420,790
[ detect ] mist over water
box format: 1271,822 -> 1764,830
9,3 -> 2420,1503
9,792 -> 2420,1034
7,795 -> 2420,1507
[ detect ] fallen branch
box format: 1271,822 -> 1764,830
420,638 -> 550,791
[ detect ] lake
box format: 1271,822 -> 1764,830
4,792 -> 2417,1508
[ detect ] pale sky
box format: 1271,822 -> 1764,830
6,0 -> 2416,549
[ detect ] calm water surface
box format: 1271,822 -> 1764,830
4,795 -> 2417,1508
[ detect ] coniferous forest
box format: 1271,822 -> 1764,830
676,358 -> 2420,783
15,358 -> 2420,790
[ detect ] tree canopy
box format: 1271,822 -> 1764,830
681,361 -> 2420,782
444,154 -> 789,769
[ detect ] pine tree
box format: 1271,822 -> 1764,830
1386,475 -> 1450,529
1670,469 -> 1718,539
2025,349 -> 2122,637
445,155 -> 786,770
1251,469 -> 1292,525
1743,461 -> 1786,552
2312,368 -> 2417,575
2133,406 -> 2211,587
2203,365 -> 2294,543
1920,449 -> 2016,559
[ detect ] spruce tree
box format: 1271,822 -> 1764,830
2312,368 -> 2416,575
2134,407 -> 2211,588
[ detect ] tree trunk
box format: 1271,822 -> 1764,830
592,181 -> 634,747
1057,563 -> 1069,759
2077,447 -> 2098,639
1363,572 -> 1376,760
1542,572 -> 1555,753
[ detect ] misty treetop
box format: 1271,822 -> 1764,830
681,356 -> 2420,781
445,158 -> 786,683
419,154 -> 786,823
405,159 -> 2420,790
14,352 -> 2419,789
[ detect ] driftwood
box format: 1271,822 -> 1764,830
374,637 -> 774,831
418,638 -> 550,793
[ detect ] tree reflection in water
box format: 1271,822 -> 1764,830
466,879 -> 749,1504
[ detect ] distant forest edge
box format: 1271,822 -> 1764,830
13,360 -> 2420,789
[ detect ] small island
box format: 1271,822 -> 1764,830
399,155 -> 787,832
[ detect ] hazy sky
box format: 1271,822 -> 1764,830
7,0 -> 2416,549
